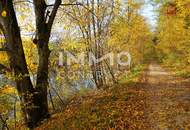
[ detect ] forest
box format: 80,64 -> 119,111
0,0 -> 190,130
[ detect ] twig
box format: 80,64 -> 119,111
47,3 -> 82,7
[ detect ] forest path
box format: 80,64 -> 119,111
144,63 -> 190,130
36,63 -> 190,130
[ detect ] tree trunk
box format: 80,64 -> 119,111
33,0 -> 61,122
0,0 -> 50,128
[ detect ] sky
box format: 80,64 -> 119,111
19,0 -> 158,36
140,0 -> 158,30
42,0 -> 159,30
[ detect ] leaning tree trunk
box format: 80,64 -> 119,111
0,0 -> 45,128
0,0 -> 62,128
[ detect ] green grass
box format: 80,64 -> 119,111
176,70 -> 190,78
119,64 -> 145,84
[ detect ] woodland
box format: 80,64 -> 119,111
0,0 -> 190,130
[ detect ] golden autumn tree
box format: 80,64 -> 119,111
0,0 -> 61,128
156,0 -> 190,77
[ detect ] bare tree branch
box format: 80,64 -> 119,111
47,3 -> 82,7
47,0 -> 62,30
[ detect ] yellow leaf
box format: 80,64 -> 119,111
1,10 -> 7,17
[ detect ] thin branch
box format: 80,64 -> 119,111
48,2 -> 97,17
47,3 -> 82,7
47,0 -> 62,31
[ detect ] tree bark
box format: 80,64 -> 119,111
0,0 -> 41,128
33,0 -> 61,123
0,0 -> 61,128
33,0 -> 50,124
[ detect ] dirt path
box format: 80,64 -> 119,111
144,64 -> 190,130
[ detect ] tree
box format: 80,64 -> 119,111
0,0 -> 61,128
59,0 -> 116,88
155,0 -> 190,75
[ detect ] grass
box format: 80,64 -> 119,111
176,70 -> 190,78
119,64 -> 146,84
